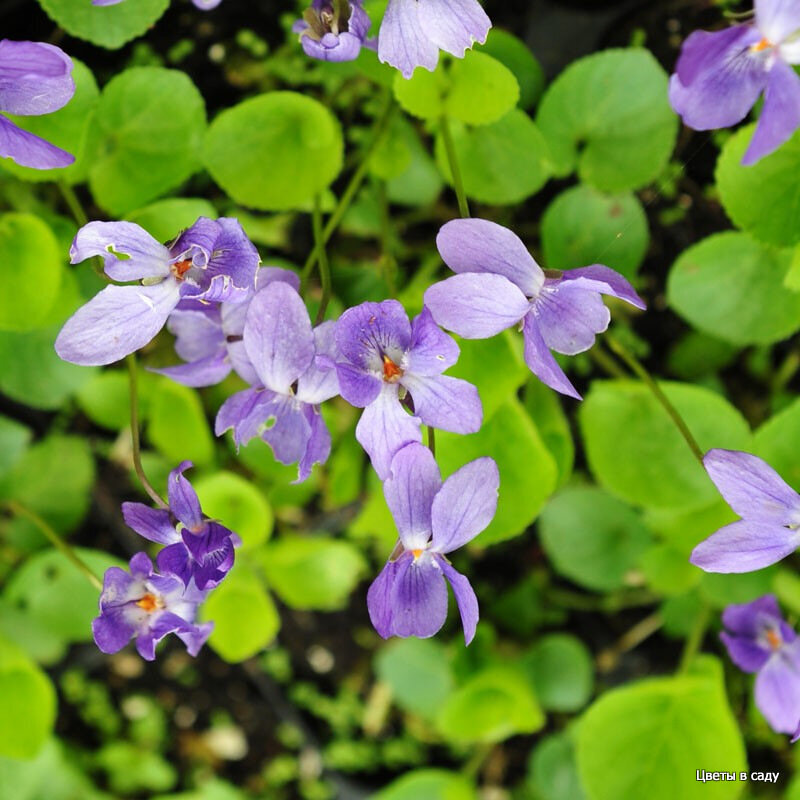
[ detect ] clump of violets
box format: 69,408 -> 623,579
55,217 -> 259,367
122,462 -> 236,590
216,281 -> 340,482
0,39 -> 76,169
691,449 -> 800,573
154,266 -> 300,388
367,443 -> 499,644
294,0 -> 374,63
669,0 -> 800,165
93,553 -> 213,661
378,0 -> 491,78
424,219 -> 645,400
720,595 -> 800,735
332,300 -> 482,478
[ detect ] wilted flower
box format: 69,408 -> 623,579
691,449 -> 800,573
332,300 -> 481,479
424,219 -> 645,400
155,267 -> 300,388
720,595 -> 800,734
215,282 -> 340,482
294,0 -> 373,63
669,0 -> 800,165
367,443 -> 498,644
122,461 -> 236,590
0,40 -> 75,169
55,217 -> 259,366
378,0 -> 491,78
92,552 -> 213,661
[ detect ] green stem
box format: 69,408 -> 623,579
679,602 -> 711,674
605,334 -> 705,465
427,425 -> 436,456
5,500 -> 102,591
301,91 -> 395,292
439,115 -> 470,218
127,355 -> 168,509
58,181 -> 88,227
313,193 -> 332,325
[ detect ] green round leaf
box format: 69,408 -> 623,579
717,124 -> 800,247
258,536 -> 366,610
125,198 -> 217,243
541,185 -> 649,280
89,68 -> 206,215
202,567 -> 280,663
527,732 -> 586,800
522,634 -> 594,712
753,397 -> 800,492
435,110 -> 551,205
193,471 -> 273,550
536,48 -> 678,191
374,770 -> 477,800
393,67 -> 446,120
0,213 -> 62,332
539,487 -> 652,591
479,29 -> 545,109
1,60 -> 100,185
436,666 -> 544,744
579,380 -> 751,510
36,0 -> 170,49
204,92 -> 343,211
445,52 -> 520,126
668,232 -> 800,345
576,669 -> 745,800
0,415 -> 30,480
147,379 -> 214,467
374,638 -> 453,720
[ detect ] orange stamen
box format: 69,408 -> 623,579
766,628 -> 782,650
172,259 -> 192,278
411,549 -> 423,559
136,593 -> 160,613
753,37 -> 772,52
382,354 -> 404,381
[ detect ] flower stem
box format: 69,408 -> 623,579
58,181 -> 88,227
301,90 -> 395,292
439,115 -> 470,219
4,500 -> 103,591
127,354 -> 169,509
313,193 -> 332,325
427,425 -> 436,456
605,334 -> 705,465
678,601 -> 711,674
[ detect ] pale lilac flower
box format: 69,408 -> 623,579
333,300 -> 482,479
294,0 -> 374,63
122,461 -> 235,591
669,0 -> 800,164
424,219 -> 645,400
92,552 -> 213,661
154,267 -> 300,388
721,595 -> 800,734
55,217 -> 259,367
0,40 -> 75,169
215,282 -> 340,483
93,0 -> 221,8
378,0 -> 491,78
367,443 -> 498,644
691,449 -> 800,573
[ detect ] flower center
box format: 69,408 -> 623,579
136,593 -> 163,613
765,627 -> 782,651
752,37 -> 773,52
302,0 -> 352,39
382,354 -> 404,382
170,259 -> 193,280
411,549 -> 423,559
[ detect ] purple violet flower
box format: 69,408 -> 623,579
293,0 -> 374,63
55,217 -> 259,367
92,552 -> 213,661
154,267 -> 300,388
0,40 -> 76,169
720,595 -> 800,734
367,443 -> 498,644
378,0 -> 491,78
332,300 -> 482,479
424,219 -> 646,400
669,0 -> 800,165
690,449 -> 800,573
93,0 -> 221,8
215,281 -> 340,483
122,461 -> 236,591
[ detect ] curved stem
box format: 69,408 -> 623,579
605,334 -> 705,465
679,602 -> 711,674
127,354 -> 169,509
5,500 -> 103,591
313,193 -> 332,325
301,90 -> 395,293
439,115 -> 470,219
